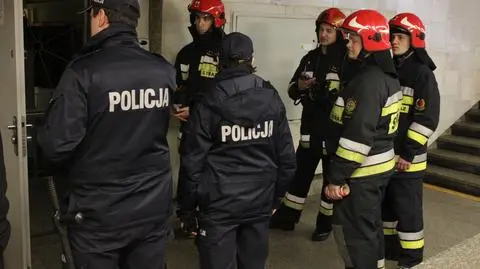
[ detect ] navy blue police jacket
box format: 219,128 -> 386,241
37,24 -> 176,230
179,65 -> 297,223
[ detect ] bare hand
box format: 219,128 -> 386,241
324,184 -> 344,200
174,106 -> 190,122
397,157 -> 411,171
298,77 -> 316,91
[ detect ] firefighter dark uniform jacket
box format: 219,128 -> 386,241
394,51 -> 440,173
287,40 -> 346,145
37,24 -> 176,230
326,60 -> 402,185
179,64 -> 297,222
174,26 -> 223,107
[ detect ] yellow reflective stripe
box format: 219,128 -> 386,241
336,146 -> 366,164
319,207 -> 333,216
300,141 -> 310,148
381,101 -> 401,116
402,95 -> 414,105
328,81 -> 340,91
351,159 -> 395,178
400,104 -> 410,113
404,161 -> 427,172
383,228 -> 397,235
283,198 -> 303,211
400,239 -> 425,249
330,104 -> 344,124
407,130 -> 428,145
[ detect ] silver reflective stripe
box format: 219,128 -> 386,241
398,230 -> 424,241
288,81 -> 296,88
326,72 -> 340,81
383,221 -> 398,229
410,122 -> 434,137
339,138 -> 371,155
180,64 -> 189,72
402,86 -> 415,96
378,258 -> 385,268
300,135 -> 310,142
335,97 -> 345,107
361,149 -> 395,167
332,225 -> 354,268
320,200 -> 333,210
285,193 -> 306,204
412,153 -> 427,163
384,91 -> 403,107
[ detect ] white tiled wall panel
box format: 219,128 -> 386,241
161,0 -> 480,191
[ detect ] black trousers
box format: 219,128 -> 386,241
0,219 -> 10,269
176,133 -> 186,207
70,222 -> 167,269
272,139 -> 332,232
332,174 -> 390,269
196,218 -> 270,269
382,172 -> 424,267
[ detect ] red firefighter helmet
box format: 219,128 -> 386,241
389,13 -> 426,48
316,8 -> 346,30
188,0 -> 226,28
340,9 -> 391,52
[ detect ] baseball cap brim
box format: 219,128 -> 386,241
77,5 -> 93,15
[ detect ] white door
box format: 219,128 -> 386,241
0,0 -> 32,268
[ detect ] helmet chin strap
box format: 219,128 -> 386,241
357,49 -> 370,61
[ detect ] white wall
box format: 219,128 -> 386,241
162,0 -> 480,191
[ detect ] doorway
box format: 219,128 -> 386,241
23,1 -> 87,268
0,0 -> 151,267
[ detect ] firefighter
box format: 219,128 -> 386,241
382,13 -> 440,269
324,9 -> 402,269
37,0 -> 175,268
0,132 -> 10,269
178,32 -> 296,269
173,0 -> 226,235
269,8 -> 346,241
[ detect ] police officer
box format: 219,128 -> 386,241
37,0 -> 175,268
269,8 -> 346,241
174,0 -> 226,227
178,32 -> 296,269
382,13 -> 440,269
0,132 -> 10,269
324,10 -> 402,269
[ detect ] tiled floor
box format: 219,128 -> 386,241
29,180 -> 480,269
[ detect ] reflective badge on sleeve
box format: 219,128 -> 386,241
415,98 -> 426,111
344,98 -> 357,116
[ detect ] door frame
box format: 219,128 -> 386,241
2,0 -> 31,268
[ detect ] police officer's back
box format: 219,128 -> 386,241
179,32 -> 296,269
38,1 -> 175,268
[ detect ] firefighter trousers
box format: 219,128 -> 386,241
382,172 -> 424,267
332,174 -> 390,269
196,218 -> 270,269
270,139 -> 332,232
70,222 -> 168,269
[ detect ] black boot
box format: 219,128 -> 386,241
311,229 -> 330,241
311,211 -> 331,241
269,204 -> 301,231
